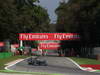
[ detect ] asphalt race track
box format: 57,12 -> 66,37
8,56 -> 100,75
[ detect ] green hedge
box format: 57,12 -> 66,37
0,52 -> 13,59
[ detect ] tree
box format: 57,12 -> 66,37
55,0 -> 100,57
0,0 -> 50,43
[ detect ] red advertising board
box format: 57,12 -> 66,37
0,42 -> 4,47
12,44 -> 19,48
38,43 -> 60,50
32,48 -> 37,51
19,33 -> 79,40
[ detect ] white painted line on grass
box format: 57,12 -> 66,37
4,56 -> 33,71
5,59 -> 24,70
66,57 -> 97,72
66,58 -> 84,70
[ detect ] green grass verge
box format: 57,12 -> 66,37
69,57 -> 100,72
0,55 -> 29,70
0,70 -> 62,75
94,70 -> 100,72
70,57 -> 100,65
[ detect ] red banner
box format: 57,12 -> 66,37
39,43 -> 60,50
32,48 -> 37,51
19,33 -> 79,40
0,42 -> 4,47
12,44 -> 19,48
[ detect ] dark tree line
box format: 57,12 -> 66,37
0,0 -> 50,43
55,0 -> 100,57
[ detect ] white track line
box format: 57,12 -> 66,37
5,56 -> 33,71
5,56 -> 97,72
5,59 -> 24,70
66,57 -> 97,72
